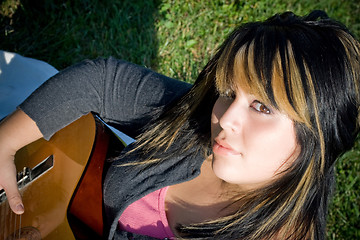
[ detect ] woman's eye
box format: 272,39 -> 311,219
251,101 -> 271,114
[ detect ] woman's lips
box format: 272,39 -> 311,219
213,139 -> 242,156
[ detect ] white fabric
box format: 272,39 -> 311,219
0,51 -> 58,119
0,51 -> 134,144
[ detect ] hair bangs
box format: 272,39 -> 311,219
215,37 -> 313,128
215,39 -> 273,106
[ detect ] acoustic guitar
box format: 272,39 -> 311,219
0,113 -> 125,239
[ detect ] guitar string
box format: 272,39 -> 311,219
17,184 -> 23,240
2,192 -> 20,239
1,200 -> 2,240
4,172 -> 27,240
2,198 -> 9,240
9,206 -> 13,240
14,177 -> 23,240
5,199 -> 9,240
4,197 -> 11,240
2,190 -> 23,239
10,205 -> 17,239
14,212 -> 16,240
1,200 -> 3,240
14,212 -> 21,240
18,214 -> 22,240
7,192 -> 23,240
2,200 -> 6,240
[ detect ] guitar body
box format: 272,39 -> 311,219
0,113 -> 118,239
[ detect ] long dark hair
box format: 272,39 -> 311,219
135,10 -> 360,239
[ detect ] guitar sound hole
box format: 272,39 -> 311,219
6,226 -> 41,240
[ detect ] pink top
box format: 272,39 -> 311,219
118,186 -> 176,239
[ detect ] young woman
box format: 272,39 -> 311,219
0,10 -> 359,239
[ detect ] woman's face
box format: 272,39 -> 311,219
210,88 -> 298,189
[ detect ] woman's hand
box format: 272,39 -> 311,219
0,109 -> 43,214
0,151 -> 24,214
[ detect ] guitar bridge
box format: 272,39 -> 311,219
0,155 -> 54,203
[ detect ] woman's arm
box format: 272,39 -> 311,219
0,109 -> 43,214
1,57 -> 190,214
19,57 -> 191,139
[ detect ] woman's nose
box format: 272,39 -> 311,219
219,102 -> 243,134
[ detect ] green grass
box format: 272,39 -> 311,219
1,0 -> 359,239
1,0 -> 161,69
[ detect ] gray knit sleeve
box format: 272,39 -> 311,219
19,57 -> 191,140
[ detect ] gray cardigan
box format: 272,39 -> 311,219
19,58 -> 205,239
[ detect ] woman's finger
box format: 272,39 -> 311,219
2,181 -> 24,215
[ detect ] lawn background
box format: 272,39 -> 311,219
1,0 -> 359,239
